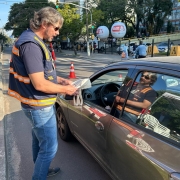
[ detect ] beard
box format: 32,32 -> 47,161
44,29 -> 53,42
139,78 -> 151,86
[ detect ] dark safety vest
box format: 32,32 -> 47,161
117,82 -> 154,116
8,29 -> 57,108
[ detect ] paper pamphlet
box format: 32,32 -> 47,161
72,78 -> 91,89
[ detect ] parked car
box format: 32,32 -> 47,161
157,42 -> 173,52
55,56 -> 180,180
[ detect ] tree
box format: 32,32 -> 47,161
57,4 -> 84,55
167,20 -> 173,33
143,0 -> 173,35
0,33 -> 8,43
4,0 -> 55,37
96,0 -> 173,37
96,0 -> 127,28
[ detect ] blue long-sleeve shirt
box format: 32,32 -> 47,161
135,45 -> 147,56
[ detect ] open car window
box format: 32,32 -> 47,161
113,71 -> 180,144
83,70 -> 129,109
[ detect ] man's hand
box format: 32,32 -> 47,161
57,76 -> 73,85
64,84 -> 79,96
115,96 -> 125,103
29,72 -> 78,95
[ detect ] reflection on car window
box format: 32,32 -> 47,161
113,71 -> 180,143
138,75 -> 180,143
113,71 -> 158,123
162,75 -> 179,88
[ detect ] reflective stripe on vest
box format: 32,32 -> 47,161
117,105 -> 140,116
34,36 -> 50,60
12,46 -> 19,56
141,87 -> 152,93
10,67 -> 30,84
8,89 -> 56,106
116,87 -> 152,116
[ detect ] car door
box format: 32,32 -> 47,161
107,66 -> 180,180
67,67 -> 134,169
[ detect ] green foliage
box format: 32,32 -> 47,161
126,26 -> 135,38
4,0 -> 55,37
96,0 -> 173,37
0,33 -> 8,43
57,4 -> 84,43
144,0 -> 173,34
97,0 -> 127,26
167,21 -> 173,33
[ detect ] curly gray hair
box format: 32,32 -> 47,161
30,7 -> 64,30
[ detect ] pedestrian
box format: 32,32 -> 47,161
8,7 -> 78,180
135,41 -> 147,58
123,43 -> 129,59
112,38 -> 116,46
132,42 -> 138,58
93,42 -> 97,53
133,42 -> 138,51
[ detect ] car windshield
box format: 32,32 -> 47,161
91,70 -> 127,85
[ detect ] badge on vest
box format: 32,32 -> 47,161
48,76 -> 54,80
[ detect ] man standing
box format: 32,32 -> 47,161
135,41 -> 147,58
123,43 -> 129,59
8,7 -> 78,180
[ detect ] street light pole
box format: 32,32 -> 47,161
85,0 -> 90,56
57,1 -> 92,56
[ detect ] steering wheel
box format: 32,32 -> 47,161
100,82 -> 120,106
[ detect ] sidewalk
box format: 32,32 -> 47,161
0,51 -> 6,180
57,49 -> 124,62
57,49 -> 166,61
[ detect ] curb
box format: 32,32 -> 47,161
0,52 -> 6,180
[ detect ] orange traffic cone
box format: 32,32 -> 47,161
69,62 -> 76,79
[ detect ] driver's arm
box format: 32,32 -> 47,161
126,99 -> 151,109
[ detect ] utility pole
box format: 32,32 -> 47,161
57,1 -> 91,56
86,0 -> 90,56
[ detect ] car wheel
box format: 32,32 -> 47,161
56,106 -> 72,141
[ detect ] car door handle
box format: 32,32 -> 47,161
95,121 -> 104,131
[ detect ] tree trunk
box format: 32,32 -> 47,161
73,44 -> 77,55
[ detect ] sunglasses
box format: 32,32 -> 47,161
141,74 -> 150,80
51,24 -> 60,31
54,26 -> 60,31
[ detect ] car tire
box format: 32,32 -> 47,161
56,106 -> 72,141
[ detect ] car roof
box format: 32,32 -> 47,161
107,56 -> 180,71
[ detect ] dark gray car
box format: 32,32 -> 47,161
55,56 -> 180,180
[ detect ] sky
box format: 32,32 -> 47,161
0,0 -> 23,36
